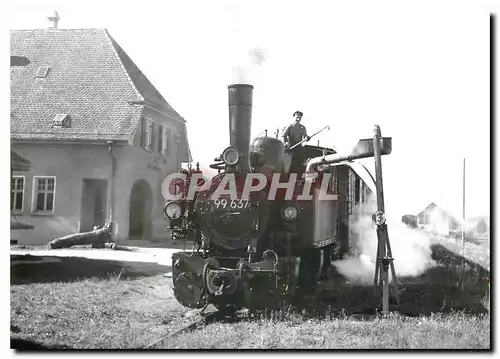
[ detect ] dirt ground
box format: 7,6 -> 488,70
10,246 -> 179,268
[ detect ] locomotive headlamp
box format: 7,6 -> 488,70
164,201 -> 182,220
221,146 -> 240,166
281,205 -> 299,221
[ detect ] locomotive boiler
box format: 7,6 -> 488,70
164,84 -> 392,311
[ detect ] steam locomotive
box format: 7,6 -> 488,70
164,84 -> 392,311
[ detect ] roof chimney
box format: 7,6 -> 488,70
47,10 -> 59,29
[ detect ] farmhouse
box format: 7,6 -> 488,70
10,26 -> 191,245
416,202 -> 460,236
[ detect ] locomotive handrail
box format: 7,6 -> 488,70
209,161 -> 225,170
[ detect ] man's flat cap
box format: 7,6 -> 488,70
293,111 -> 303,117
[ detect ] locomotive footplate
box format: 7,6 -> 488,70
172,251 -> 300,310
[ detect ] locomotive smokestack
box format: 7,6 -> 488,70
228,84 -> 253,171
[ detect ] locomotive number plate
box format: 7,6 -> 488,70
212,199 -> 250,210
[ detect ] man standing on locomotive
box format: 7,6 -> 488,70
283,111 -> 310,173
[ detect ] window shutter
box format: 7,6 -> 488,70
158,125 -> 163,153
166,128 -> 172,154
142,119 -> 153,150
164,127 -> 169,155
148,121 -> 153,149
150,122 -> 155,150
141,119 -> 146,148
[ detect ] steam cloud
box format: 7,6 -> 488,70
333,196 -> 436,284
232,47 -> 267,84
248,47 -> 267,66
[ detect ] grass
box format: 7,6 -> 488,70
10,275 -> 190,349
431,235 -> 490,270
156,312 -> 490,349
10,235 -> 491,350
309,242 -> 490,318
10,274 -> 490,349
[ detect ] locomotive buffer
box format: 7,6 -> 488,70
372,125 -> 400,315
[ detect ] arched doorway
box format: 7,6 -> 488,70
129,179 -> 153,240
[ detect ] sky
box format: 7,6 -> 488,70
5,0 -> 495,220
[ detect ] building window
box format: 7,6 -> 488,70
142,118 -> 153,151
52,113 -> 71,128
33,176 -> 56,213
160,126 -> 170,155
11,176 -> 25,213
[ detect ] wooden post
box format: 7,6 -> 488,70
372,125 -> 399,315
381,260 -> 389,314
373,125 -> 387,315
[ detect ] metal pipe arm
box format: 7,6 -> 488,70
305,133 -> 392,173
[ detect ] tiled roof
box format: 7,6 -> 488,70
10,29 -> 184,141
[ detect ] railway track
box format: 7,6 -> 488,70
142,307 -> 237,349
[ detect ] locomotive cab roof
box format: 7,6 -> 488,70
301,144 -> 337,158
